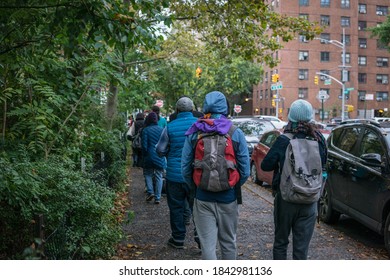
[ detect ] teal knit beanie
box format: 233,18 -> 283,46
288,99 -> 313,122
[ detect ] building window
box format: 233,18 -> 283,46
377,40 -> 387,50
299,51 -> 309,61
341,34 -> 351,46
377,57 -> 389,67
299,0 -> 309,6
299,14 -> 309,20
376,92 -> 389,101
320,33 -> 330,43
341,17 -> 350,27
299,35 -> 309,43
321,15 -> 330,26
358,21 -> 367,31
341,0 -> 350,8
319,70 -> 330,80
341,53 -> 351,64
358,4 -> 367,14
358,73 -> 367,84
265,72 -> 268,83
298,88 -> 308,99
260,90 -> 263,100
376,74 -> 389,85
358,91 -> 366,101
376,6 -> 388,16
359,38 -> 367,48
358,56 -> 367,66
298,69 -> 309,80
265,89 -> 269,99
321,52 -> 330,62
321,0 -> 330,7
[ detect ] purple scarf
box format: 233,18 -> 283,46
185,115 -> 232,135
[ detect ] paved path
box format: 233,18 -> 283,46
119,167 -> 388,260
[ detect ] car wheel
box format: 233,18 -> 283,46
319,183 -> 340,224
250,163 -> 262,185
385,212 -> 390,255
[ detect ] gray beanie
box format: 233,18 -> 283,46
176,97 -> 194,112
288,99 -> 313,122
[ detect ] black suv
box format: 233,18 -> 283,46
320,120 -> 390,255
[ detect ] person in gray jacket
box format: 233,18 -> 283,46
157,97 -> 199,249
181,91 -> 250,260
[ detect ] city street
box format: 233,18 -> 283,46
118,167 -> 389,260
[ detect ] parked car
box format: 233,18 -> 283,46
250,129 -> 282,186
255,115 -> 287,129
320,120 -> 390,255
231,117 -> 275,156
372,117 -> 390,123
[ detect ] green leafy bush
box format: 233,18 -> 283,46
0,154 -> 122,259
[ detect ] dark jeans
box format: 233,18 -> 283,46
166,180 -> 192,242
273,192 -> 317,260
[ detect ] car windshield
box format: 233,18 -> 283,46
232,119 -> 274,137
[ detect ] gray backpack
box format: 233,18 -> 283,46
279,133 -> 323,204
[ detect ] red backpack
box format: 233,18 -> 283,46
192,126 -> 240,192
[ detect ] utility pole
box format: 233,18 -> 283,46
315,28 -> 349,121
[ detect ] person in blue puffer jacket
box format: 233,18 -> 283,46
181,91 -> 250,260
141,112 -> 166,204
156,97 -> 199,249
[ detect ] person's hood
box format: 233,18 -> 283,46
203,91 -> 228,116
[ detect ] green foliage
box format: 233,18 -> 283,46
369,16 -> 390,52
0,154 -> 122,259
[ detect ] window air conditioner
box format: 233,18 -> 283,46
320,75 -> 326,80
299,75 -> 305,80
376,11 -> 383,15
360,44 -> 367,48
359,9 -> 366,14
359,96 -> 366,101
383,80 -> 389,84
377,97 -> 383,101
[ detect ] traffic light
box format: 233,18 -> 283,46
345,105 -> 354,112
314,75 -> 319,85
272,74 -> 279,83
195,67 -> 202,79
272,99 -> 276,107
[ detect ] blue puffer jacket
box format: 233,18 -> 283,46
141,123 -> 166,169
165,112 -> 198,182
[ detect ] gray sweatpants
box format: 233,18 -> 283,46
193,199 -> 238,260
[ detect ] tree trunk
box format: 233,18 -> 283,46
106,81 -> 118,130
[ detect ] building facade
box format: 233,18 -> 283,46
252,0 -> 389,122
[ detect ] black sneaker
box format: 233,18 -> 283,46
146,193 -> 154,201
167,238 -> 184,249
154,200 -> 160,204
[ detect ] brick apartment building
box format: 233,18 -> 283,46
250,0 -> 389,122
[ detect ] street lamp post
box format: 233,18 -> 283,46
315,28 -> 348,121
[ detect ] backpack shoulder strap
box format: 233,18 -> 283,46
283,132 -> 294,140
227,124 -> 237,137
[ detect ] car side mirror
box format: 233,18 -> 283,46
361,153 -> 383,167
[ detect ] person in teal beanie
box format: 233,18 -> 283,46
261,99 -> 327,260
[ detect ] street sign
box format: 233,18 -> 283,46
271,82 -> 283,90
324,79 -> 331,85
317,90 -> 329,102
234,104 -> 242,114
346,87 -> 354,91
